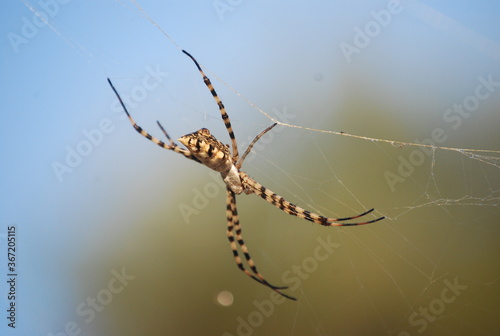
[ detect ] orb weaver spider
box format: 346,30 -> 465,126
107,50 -> 384,300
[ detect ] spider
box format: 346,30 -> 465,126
107,50 -> 385,301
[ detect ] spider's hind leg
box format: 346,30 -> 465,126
156,121 -> 175,146
182,50 -> 240,162
107,78 -> 201,163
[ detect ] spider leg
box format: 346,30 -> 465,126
226,187 -> 297,301
107,78 -> 200,163
182,50 -> 240,162
156,120 -> 175,146
236,123 -> 277,169
240,172 -> 385,226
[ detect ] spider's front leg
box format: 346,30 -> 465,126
225,187 -> 297,301
240,171 -> 385,226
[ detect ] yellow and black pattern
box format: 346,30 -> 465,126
177,128 -> 232,173
107,78 -> 200,163
109,50 -> 385,302
241,171 -> 385,226
226,187 -> 297,301
182,50 -> 240,163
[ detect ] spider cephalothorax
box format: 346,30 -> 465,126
107,49 -> 385,301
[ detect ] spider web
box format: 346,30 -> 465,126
6,1 -> 499,336
130,3 -> 500,335
120,6 -> 499,333
108,3 -> 500,335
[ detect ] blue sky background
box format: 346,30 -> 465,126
1,1 -> 499,335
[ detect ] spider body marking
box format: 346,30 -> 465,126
107,49 -> 385,301
178,128 -> 244,194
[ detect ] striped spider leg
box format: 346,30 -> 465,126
107,50 -> 384,301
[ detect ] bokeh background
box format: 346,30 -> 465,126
1,1 -> 499,335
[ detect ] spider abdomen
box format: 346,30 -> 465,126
178,128 -> 245,194
178,128 -> 233,172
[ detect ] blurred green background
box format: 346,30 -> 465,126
1,1 -> 499,335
